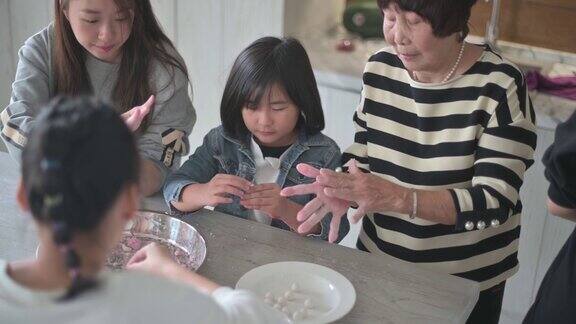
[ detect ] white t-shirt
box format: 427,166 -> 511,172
246,138 -> 286,225
0,259 -> 288,324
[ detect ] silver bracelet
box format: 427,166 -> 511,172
409,190 -> 417,219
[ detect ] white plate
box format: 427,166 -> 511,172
236,261 -> 356,323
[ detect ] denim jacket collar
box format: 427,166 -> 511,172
220,127 -> 333,151
219,128 -> 332,186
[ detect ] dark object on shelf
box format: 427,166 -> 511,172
343,1 -> 384,39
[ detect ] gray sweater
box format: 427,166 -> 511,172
0,24 -> 196,183
0,259 -> 289,323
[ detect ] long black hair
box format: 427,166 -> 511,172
21,96 -> 139,301
220,37 -> 325,140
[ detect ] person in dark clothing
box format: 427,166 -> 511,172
524,112 -> 576,323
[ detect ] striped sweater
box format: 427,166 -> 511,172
344,45 -> 537,290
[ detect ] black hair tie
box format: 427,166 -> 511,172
40,158 -> 62,171
53,221 -> 72,245
65,249 -> 80,269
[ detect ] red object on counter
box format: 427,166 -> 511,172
336,39 -> 355,52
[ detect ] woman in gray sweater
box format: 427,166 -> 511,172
0,0 -> 196,196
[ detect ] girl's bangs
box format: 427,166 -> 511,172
241,65 -> 281,110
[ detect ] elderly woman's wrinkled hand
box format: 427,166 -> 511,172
280,163 -> 350,243
318,160 -> 411,224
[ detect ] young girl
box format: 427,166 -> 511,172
0,0 -> 196,196
164,37 -> 349,243
0,96 -> 287,323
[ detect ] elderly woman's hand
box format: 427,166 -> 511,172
280,163 -> 350,243
318,160 -> 411,224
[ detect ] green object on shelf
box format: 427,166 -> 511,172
343,2 -> 383,39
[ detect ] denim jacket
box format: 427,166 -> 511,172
163,125 -> 350,242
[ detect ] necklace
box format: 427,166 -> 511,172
411,41 -> 466,83
442,42 -> 466,83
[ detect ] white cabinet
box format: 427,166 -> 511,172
318,85 -> 360,152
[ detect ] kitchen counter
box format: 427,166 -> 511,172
300,29 -> 576,130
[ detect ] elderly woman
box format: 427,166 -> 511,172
282,0 -> 536,323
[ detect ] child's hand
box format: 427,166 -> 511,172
242,183 -> 321,235
127,243 -> 221,294
200,174 -> 252,207
126,242 -> 174,275
240,183 -> 289,219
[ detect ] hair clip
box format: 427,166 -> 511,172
44,194 -> 63,209
70,268 -> 80,279
41,159 -> 61,171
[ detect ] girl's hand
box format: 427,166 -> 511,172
281,163 -> 350,243
242,183 -> 322,235
121,95 -> 154,132
198,174 -> 252,207
317,160 -> 410,224
240,183 -> 290,219
126,242 -> 174,275
127,243 -> 221,294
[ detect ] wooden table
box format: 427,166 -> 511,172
0,152 -> 479,323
